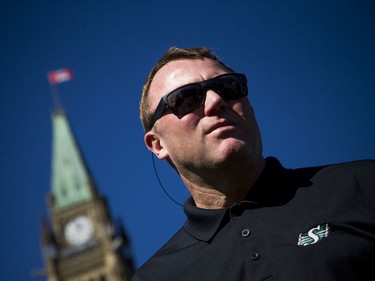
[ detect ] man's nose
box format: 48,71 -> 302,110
204,90 -> 227,116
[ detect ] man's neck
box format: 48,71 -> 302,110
182,157 -> 266,209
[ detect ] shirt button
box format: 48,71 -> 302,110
250,252 -> 260,260
241,228 -> 251,237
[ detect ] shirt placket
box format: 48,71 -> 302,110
229,202 -> 272,281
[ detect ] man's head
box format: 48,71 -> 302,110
140,47 -> 234,132
140,47 -> 263,180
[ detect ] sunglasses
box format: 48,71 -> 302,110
150,73 -> 248,129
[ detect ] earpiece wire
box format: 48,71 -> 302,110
151,153 -> 183,207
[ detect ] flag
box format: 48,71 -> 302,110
47,68 -> 73,85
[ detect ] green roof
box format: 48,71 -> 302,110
50,111 -> 93,212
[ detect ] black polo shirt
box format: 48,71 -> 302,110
132,157 -> 375,281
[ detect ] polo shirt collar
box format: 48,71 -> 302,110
183,198 -> 227,242
183,157 -> 286,242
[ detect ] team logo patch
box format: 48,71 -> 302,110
297,223 -> 330,246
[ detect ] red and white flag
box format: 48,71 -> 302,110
47,68 -> 73,85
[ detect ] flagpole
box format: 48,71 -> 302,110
49,82 -> 64,112
47,68 -> 73,112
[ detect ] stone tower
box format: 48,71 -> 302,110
40,109 -> 134,281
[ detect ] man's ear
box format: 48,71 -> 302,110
144,131 -> 169,160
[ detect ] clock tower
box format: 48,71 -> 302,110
40,108 -> 134,281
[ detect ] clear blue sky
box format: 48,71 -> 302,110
1,0 -> 374,279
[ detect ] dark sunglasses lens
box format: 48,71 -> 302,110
163,74 -> 247,118
166,85 -> 205,115
213,75 -> 247,100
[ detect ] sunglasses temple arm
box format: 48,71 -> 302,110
151,100 -> 167,127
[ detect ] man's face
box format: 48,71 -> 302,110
145,58 -> 263,173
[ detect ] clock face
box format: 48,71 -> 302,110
64,216 -> 93,246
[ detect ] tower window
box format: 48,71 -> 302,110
60,186 -> 67,197
75,181 -> 81,191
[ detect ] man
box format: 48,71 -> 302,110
133,47 -> 375,280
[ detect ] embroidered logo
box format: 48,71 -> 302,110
297,223 -> 330,246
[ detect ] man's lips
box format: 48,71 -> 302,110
206,120 -> 236,135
